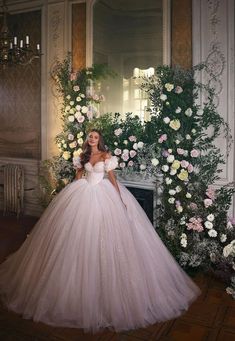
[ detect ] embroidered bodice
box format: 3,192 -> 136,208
73,156 -> 118,185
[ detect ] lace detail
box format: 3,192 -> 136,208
104,156 -> 118,172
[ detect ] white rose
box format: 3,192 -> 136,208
208,229 -> 217,237
180,239 -> 187,247
207,214 -> 215,222
186,134 -> 191,140
175,107 -> 182,114
175,139 -> 180,144
76,96 -> 82,102
140,164 -> 146,170
68,115 -> 75,122
205,221 -> 213,229
165,177 -> 172,185
162,165 -> 169,172
137,141 -> 144,149
168,149 -> 172,153
77,138 -> 83,145
177,206 -> 183,213
160,94 -> 167,101
81,106 -> 88,113
66,95 -> 71,100
186,192 -> 192,198
65,105 -> 71,112
168,197 -> 175,204
62,151 -> 71,160
123,140 -> 128,145
220,234 -> 227,243
69,101 -> 74,106
175,186 -> 182,192
169,189 -> 176,195
75,112 -> 81,119
133,143 -> 138,150
151,158 -> 159,166
69,141 -> 77,149
69,108 -> 75,114
165,83 -> 174,91
170,169 -> 177,175
185,108 -> 193,117
163,117 -> 170,124
167,155 -> 175,163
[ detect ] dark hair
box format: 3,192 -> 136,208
80,129 -> 107,166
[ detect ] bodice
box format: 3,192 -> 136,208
84,161 -> 106,185
73,156 -> 118,185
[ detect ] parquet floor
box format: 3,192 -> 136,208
0,214 -> 234,341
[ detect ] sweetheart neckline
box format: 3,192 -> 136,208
86,160 -> 105,168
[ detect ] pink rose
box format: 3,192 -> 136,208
186,217 -> 204,232
128,135 -> 137,142
158,134 -> 167,143
121,153 -> 129,161
187,164 -> 194,173
206,186 -> 216,200
175,86 -> 183,94
114,148 -> 122,156
190,202 -> 198,210
181,160 -> 189,168
204,198 -> 213,208
177,148 -> 184,155
130,150 -> 137,158
128,160 -> 134,167
119,162 -> 126,168
77,115 -> 85,123
190,149 -> 200,158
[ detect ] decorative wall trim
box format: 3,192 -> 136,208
192,0 -> 234,211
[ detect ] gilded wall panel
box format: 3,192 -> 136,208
0,10 -> 41,159
72,2 -> 86,71
171,0 -> 192,69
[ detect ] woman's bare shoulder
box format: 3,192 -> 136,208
102,151 -> 111,160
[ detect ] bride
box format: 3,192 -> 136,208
0,129 -> 200,333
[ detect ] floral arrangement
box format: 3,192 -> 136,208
142,65 -> 235,296
41,58 -> 235,297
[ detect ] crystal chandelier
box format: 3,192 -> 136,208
0,0 -> 41,66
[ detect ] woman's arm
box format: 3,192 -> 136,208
107,170 -> 120,194
75,168 -> 84,180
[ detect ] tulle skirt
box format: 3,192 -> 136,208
0,178 -> 201,333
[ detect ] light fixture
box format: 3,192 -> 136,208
0,0 -> 41,66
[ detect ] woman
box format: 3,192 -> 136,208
0,129 -> 200,333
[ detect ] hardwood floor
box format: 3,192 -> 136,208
0,213 -> 234,341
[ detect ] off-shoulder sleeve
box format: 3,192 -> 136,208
104,156 -> 118,172
72,156 -> 83,169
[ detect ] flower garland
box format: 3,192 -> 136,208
142,66 -> 235,296
43,59 -> 235,297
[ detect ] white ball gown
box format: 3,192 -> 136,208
0,156 -> 200,333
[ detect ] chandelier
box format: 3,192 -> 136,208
0,0 -> 41,66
